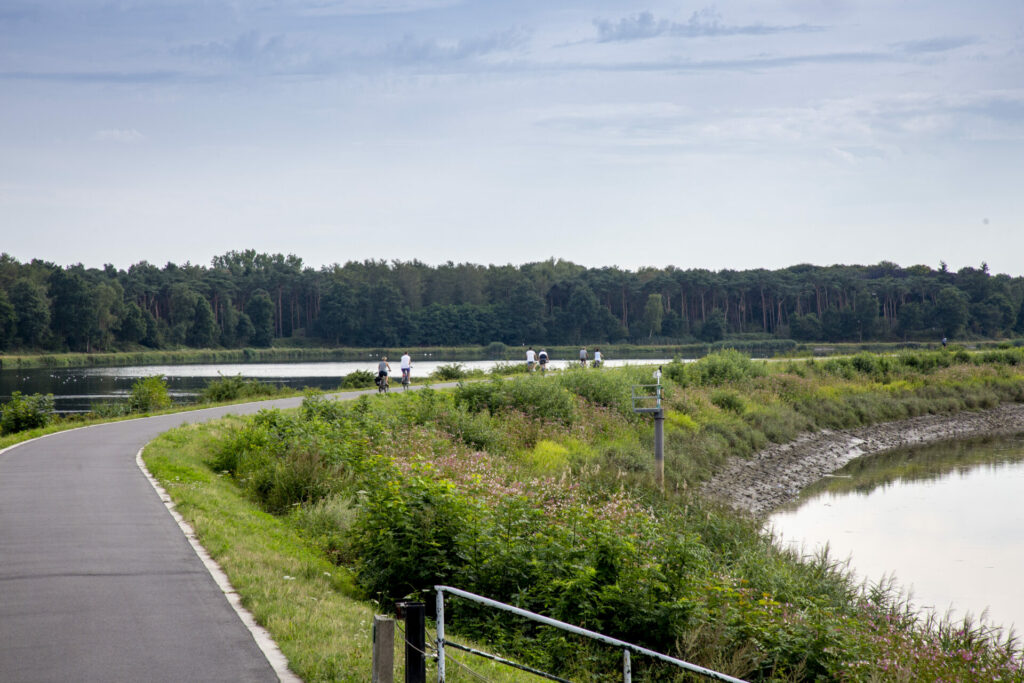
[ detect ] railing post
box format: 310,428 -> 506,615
623,649 -> 632,683
654,408 -> 664,491
372,615 -> 395,683
436,589 -> 446,683
396,601 -> 426,683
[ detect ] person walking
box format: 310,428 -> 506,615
526,346 -> 537,372
592,347 -> 603,367
579,347 -> 588,367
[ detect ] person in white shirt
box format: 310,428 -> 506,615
593,348 -> 603,367
400,352 -> 412,385
538,349 -> 549,372
526,347 -> 536,371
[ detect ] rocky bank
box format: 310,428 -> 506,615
699,403 -> 1024,517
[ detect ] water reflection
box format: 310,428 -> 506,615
769,435 -> 1024,633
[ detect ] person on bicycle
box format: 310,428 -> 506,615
538,349 -> 549,372
400,352 -> 412,385
377,356 -> 391,389
579,347 -> 588,367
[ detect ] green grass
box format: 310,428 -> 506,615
143,419 -> 546,683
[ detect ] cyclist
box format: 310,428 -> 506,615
400,352 -> 412,389
592,347 -> 603,368
377,356 -> 391,393
579,347 -> 588,367
538,349 -> 549,372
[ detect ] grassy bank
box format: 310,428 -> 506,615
143,348 -> 1024,681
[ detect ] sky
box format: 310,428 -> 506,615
2,1 -> 1023,275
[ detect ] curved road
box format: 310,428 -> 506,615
0,391 -> 378,682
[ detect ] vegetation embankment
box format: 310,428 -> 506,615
145,348 -> 1024,681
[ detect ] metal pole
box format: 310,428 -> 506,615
435,589 -> 446,683
623,649 -> 632,683
654,409 -> 664,490
397,602 -> 426,683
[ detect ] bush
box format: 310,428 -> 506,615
340,369 -> 376,389
129,376 -> 172,412
200,374 -> 281,403
688,349 -> 766,386
454,376 -> 575,424
0,391 -> 55,434
432,363 -> 467,380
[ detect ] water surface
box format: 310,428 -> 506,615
769,436 -> 1024,632
1,358 -> 668,413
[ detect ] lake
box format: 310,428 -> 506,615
768,435 -> 1024,633
0,357 -> 670,413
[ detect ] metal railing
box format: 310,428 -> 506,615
434,585 -> 748,683
631,384 -> 663,413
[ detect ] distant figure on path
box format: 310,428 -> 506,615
526,346 -> 536,371
592,348 -> 603,367
942,337 -> 948,348
538,349 -> 549,372
377,356 -> 391,388
400,352 -> 412,384
579,347 -> 588,367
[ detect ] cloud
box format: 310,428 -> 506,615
92,128 -> 145,143
893,36 -> 978,54
592,8 -> 822,43
178,31 -> 292,68
295,0 -> 463,17
377,28 -> 528,66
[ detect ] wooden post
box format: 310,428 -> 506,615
372,615 -> 395,683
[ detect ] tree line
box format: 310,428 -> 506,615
1,250 -> 1023,353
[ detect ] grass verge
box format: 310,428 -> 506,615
142,419 -> 544,683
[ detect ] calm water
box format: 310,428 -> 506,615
0,358 -> 668,413
769,436 -> 1024,632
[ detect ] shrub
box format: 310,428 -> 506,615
129,376 -> 172,412
200,374 -> 281,403
0,391 -> 55,434
432,363 -> 467,380
340,369 -> 376,389
523,439 -> 570,474
688,349 -> 765,386
711,390 -> 746,414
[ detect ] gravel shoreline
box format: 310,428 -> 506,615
699,403 -> 1024,518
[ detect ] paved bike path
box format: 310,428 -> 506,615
0,391 -> 382,683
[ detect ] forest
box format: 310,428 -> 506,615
1,250 -> 1023,353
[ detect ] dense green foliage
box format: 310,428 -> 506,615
198,374 -> 287,403
2,251 -> 1023,353
208,350 -> 1024,680
128,376 -> 172,413
0,391 -> 55,434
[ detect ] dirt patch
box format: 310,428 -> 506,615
699,403 -> 1024,518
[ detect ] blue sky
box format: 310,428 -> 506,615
2,1 -> 1022,274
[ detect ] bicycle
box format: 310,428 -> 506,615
401,369 -> 411,390
376,373 -> 389,394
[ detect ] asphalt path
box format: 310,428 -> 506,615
0,388 -> 394,683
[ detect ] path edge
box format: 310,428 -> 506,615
135,446 -> 302,683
